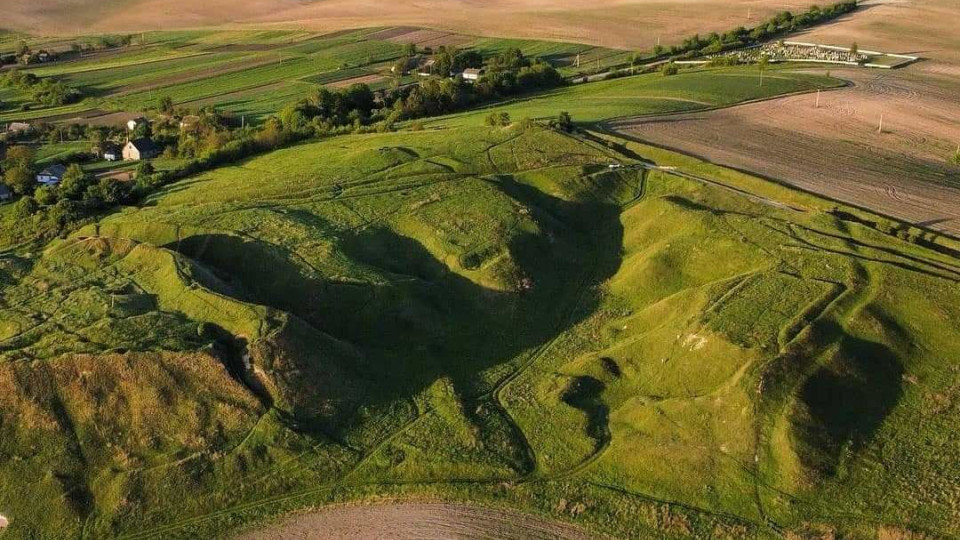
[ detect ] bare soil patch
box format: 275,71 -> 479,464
234,502 -> 601,540
325,73 -> 386,88
385,29 -> 450,45
610,69 -> 960,236
798,0 -> 960,73
364,27 -> 422,42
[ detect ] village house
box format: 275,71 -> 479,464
122,138 -> 160,161
462,68 -> 485,82
36,164 -> 67,186
0,184 -> 12,202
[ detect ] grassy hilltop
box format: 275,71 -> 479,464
1,118 -> 959,538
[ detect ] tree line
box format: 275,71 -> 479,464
1,69 -> 82,109
280,47 -> 563,131
649,1 -> 859,60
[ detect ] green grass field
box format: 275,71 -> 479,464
1,116 -> 958,539
0,25 -> 958,540
425,66 -> 840,127
0,27 -> 646,126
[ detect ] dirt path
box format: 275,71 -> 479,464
609,68 -> 960,237
233,502 -> 601,540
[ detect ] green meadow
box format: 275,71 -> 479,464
1,115 -> 958,538
425,66 -> 840,126
0,24 -> 958,540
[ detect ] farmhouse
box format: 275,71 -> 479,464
462,68 -> 484,82
36,164 -> 67,186
0,184 -> 12,202
123,138 -> 160,161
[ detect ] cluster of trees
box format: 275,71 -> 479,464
395,45 -> 483,77
280,48 -> 563,131
1,70 -> 82,108
0,35 -> 137,67
2,145 -> 37,195
0,41 -> 57,66
652,1 -> 858,59
1,146 -> 130,206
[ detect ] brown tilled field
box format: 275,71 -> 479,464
610,68 -> 960,236
8,0 -> 813,50
798,0 -> 960,73
234,502 -> 600,540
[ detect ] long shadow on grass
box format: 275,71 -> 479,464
166,174 -> 624,474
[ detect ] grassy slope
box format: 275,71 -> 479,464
424,66 -> 841,127
0,118 -> 958,539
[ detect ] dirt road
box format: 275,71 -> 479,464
234,502 -> 602,540
609,68 -> 960,236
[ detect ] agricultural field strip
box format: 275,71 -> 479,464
23,47 -> 209,77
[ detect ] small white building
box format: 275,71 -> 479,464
36,164 -> 67,186
462,68 -> 485,82
101,142 -> 121,162
0,513 -> 8,529
127,117 -> 148,132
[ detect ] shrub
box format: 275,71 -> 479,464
661,63 -> 679,76
34,185 -> 58,205
12,196 -> 38,218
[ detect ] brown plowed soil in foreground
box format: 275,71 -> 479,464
610,68 -> 960,237
234,502 -> 602,540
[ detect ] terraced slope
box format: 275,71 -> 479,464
0,126 -> 958,539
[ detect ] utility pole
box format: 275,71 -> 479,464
816,89 -> 821,108
878,114 -> 884,133
576,53 -> 580,68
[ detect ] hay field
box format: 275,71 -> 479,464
7,0 -> 815,50
611,68 -> 960,236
